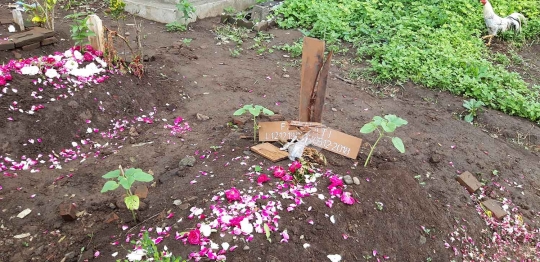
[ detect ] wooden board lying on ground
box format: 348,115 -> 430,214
251,143 -> 289,162
258,121 -> 362,159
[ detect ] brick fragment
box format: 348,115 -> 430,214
0,39 -> 14,51
456,171 -> 482,193
30,27 -> 55,38
0,18 -> 13,25
134,185 -> 148,199
267,114 -> 285,121
232,116 -> 249,127
12,32 -> 44,48
59,203 -> 77,221
22,42 -> 40,51
105,212 -> 120,223
41,36 -> 58,46
481,199 -> 507,220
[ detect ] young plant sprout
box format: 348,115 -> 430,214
100,165 -> 154,222
233,104 -> 274,142
462,99 -> 485,123
360,114 -> 408,167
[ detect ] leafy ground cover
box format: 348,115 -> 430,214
276,0 -> 540,122
0,1 -> 540,262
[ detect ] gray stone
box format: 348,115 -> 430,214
353,177 -> 360,185
243,245 -> 250,251
196,113 -> 210,121
64,251 -> 76,259
419,235 -> 427,245
67,101 -> 79,108
178,156 -> 196,170
343,175 -> 353,185
178,203 -> 190,210
108,203 -> 116,209
173,200 -> 182,206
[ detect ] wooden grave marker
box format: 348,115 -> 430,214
258,121 -> 362,159
87,14 -> 105,52
251,143 -> 289,162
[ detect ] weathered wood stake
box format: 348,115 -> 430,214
86,14 -> 104,52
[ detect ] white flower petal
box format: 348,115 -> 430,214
327,254 -> 342,262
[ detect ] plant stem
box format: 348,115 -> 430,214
119,165 -> 137,222
364,129 -> 384,167
253,117 -> 257,142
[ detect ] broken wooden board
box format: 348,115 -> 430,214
258,121 -> 362,159
311,51 -> 333,123
87,15 -> 105,52
251,143 -> 289,162
299,37 -> 325,122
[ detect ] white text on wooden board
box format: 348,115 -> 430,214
258,121 -> 362,159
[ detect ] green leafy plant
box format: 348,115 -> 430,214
360,115 -> 408,167
177,0 -> 196,23
106,0 -> 126,21
182,38 -> 192,46
233,104 -> 274,142
375,201 -> 384,211
462,99 -> 485,123
223,6 -> 236,15
229,47 -> 242,57
275,0 -> 540,122
251,32 -> 275,55
166,21 -> 187,32
69,14 -> 96,47
22,0 -> 57,30
100,165 -> 154,222
214,24 -> 250,45
273,38 -> 303,57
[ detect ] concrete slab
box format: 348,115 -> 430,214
125,0 -> 257,24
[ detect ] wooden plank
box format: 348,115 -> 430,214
258,121 -> 362,159
87,15 -> 105,52
251,143 -> 289,162
311,51 -> 333,123
299,37 -> 325,122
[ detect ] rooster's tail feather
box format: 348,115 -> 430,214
507,13 -> 526,33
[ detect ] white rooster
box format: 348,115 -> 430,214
480,0 -> 526,46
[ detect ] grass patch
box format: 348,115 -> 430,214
276,0 -> 540,122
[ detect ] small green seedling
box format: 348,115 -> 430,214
360,114 -> 408,167
233,104 -> 274,142
462,99 -> 485,123
101,165 -> 153,222
375,201 -> 384,211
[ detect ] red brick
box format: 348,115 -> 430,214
134,185 -> 148,199
30,26 -> 55,38
267,114 -> 285,121
11,32 -> 44,48
59,203 -> 77,221
41,37 -> 58,46
0,39 -> 14,51
232,116 -> 249,127
105,212 -> 120,223
456,171 -> 482,193
481,199 -> 507,220
22,42 -> 40,51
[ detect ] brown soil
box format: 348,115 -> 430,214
1,1 -> 539,262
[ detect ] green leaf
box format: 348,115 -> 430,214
392,137 -> 405,153
133,171 -> 154,182
372,116 -> 384,126
381,121 -> 397,133
124,168 -> 143,177
249,107 -> 261,117
119,177 -> 131,190
263,223 -> 271,243
254,105 -> 263,110
102,170 -> 120,178
464,114 -> 474,123
101,181 -> 119,193
125,195 -> 140,210
262,108 -> 274,116
360,123 -> 377,134
233,108 -> 247,116
243,104 -> 253,109
385,115 -> 408,127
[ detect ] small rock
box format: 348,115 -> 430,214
243,151 -> 252,156
79,110 -> 92,121
283,74 -> 290,78
353,177 -> 360,185
138,201 -> 148,211
67,101 -> 79,108
178,203 -> 190,210
331,108 -> 338,112
232,116 -> 249,127
343,175 -> 353,185
429,153 -> 442,163
53,221 -> 62,229
64,251 -> 76,259
129,126 -> 139,137
419,235 -> 427,245
135,185 -> 149,199
196,113 -> 210,121
173,200 -> 182,206
125,32 -> 131,36
59,203 -> 77,221
61,74 -> 69,80
243,245 -> 250,251
5,239 -> 14,246
105,212 -> 120,224
178,156 -> 196,170
108,203 -> 117,209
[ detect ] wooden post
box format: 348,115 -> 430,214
299,37 -> 325,122
86,15 -> 104,52
12,9 -> 24,32
311,51 -> 333,123
298,37 -> 332,123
